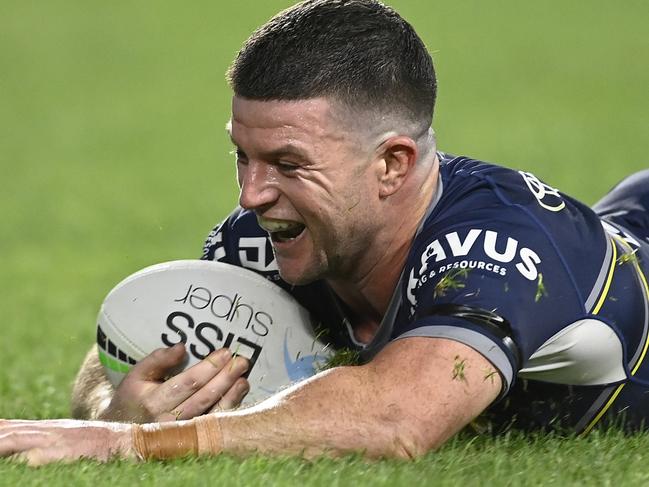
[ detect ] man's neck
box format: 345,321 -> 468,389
327,153 -> 440,343
327,238 -> 411,343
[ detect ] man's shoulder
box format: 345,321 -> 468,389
426,152 -> 603,243
412,152 -> 608,291
392,154 -> 612,404
436,153 -> 568,215
401,151 -> 611,341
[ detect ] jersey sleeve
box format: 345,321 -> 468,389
201,207 -> 280,277
398,207 -> 595,397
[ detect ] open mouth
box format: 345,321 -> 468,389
271,225 -> 305,242
257,217 -> 306,243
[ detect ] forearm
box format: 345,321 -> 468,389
217,366 -> 419,459
133,339 -> 501,460
134,365 -> 416,460
0,339 -> 499,465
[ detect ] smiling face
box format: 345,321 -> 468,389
229,96 -> 385,285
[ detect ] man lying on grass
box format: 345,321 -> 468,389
3,0 -> 649,464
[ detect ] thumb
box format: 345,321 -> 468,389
128,344 -> 187,382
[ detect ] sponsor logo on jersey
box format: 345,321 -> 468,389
406,229 -> 541,308
519,171 -> 566,212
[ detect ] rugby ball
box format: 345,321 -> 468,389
96,260 -> 331,406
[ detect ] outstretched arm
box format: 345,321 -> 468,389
2,337 -> 501,464
206,337 -> 500,458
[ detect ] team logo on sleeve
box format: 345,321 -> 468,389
519,171 -> 566,212
238,237 -> 278,272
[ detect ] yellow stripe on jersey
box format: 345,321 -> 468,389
581,236 -> 649,435
591,237 -> 618,315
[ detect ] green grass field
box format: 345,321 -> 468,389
1,0 -> 648,484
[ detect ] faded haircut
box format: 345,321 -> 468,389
227,0 -> 437,130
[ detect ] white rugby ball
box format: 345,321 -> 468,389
97,260 -> 331,406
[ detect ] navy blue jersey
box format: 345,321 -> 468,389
202,154 -> 649,434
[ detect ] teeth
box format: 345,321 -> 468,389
257,216 -> 303,233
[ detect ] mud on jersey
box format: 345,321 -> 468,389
202,154 -> 649,434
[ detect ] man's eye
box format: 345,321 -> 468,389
277,161 -> 298,171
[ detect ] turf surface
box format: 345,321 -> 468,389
1,0 -> 648,484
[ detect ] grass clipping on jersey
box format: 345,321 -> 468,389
434,268 -> 471,298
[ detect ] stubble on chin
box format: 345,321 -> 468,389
273,251 -> 328,286
276,264 -> 321,286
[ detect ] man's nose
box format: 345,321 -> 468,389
238,161 -> 280,210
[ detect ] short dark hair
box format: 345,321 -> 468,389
227,0 -> 437,127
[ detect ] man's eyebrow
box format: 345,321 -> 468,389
226,138 -> 310,162
262,144 -> 310,162
225,121 -> 310,160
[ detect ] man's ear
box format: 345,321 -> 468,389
376,136 -> 418,198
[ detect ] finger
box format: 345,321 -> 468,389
0,419 -> 48,427
27,446 -> 105,466
0,419 -> 32,428
147,348 -> 232,412
214,377 -> 250,411
8,452 -> 28,464
20,448 -> 58,467
126,344 -> 187,382
0,431 -> 53,457
174,356 -> 250,420
3,419 -> 97,429
16,447 -> 81,467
